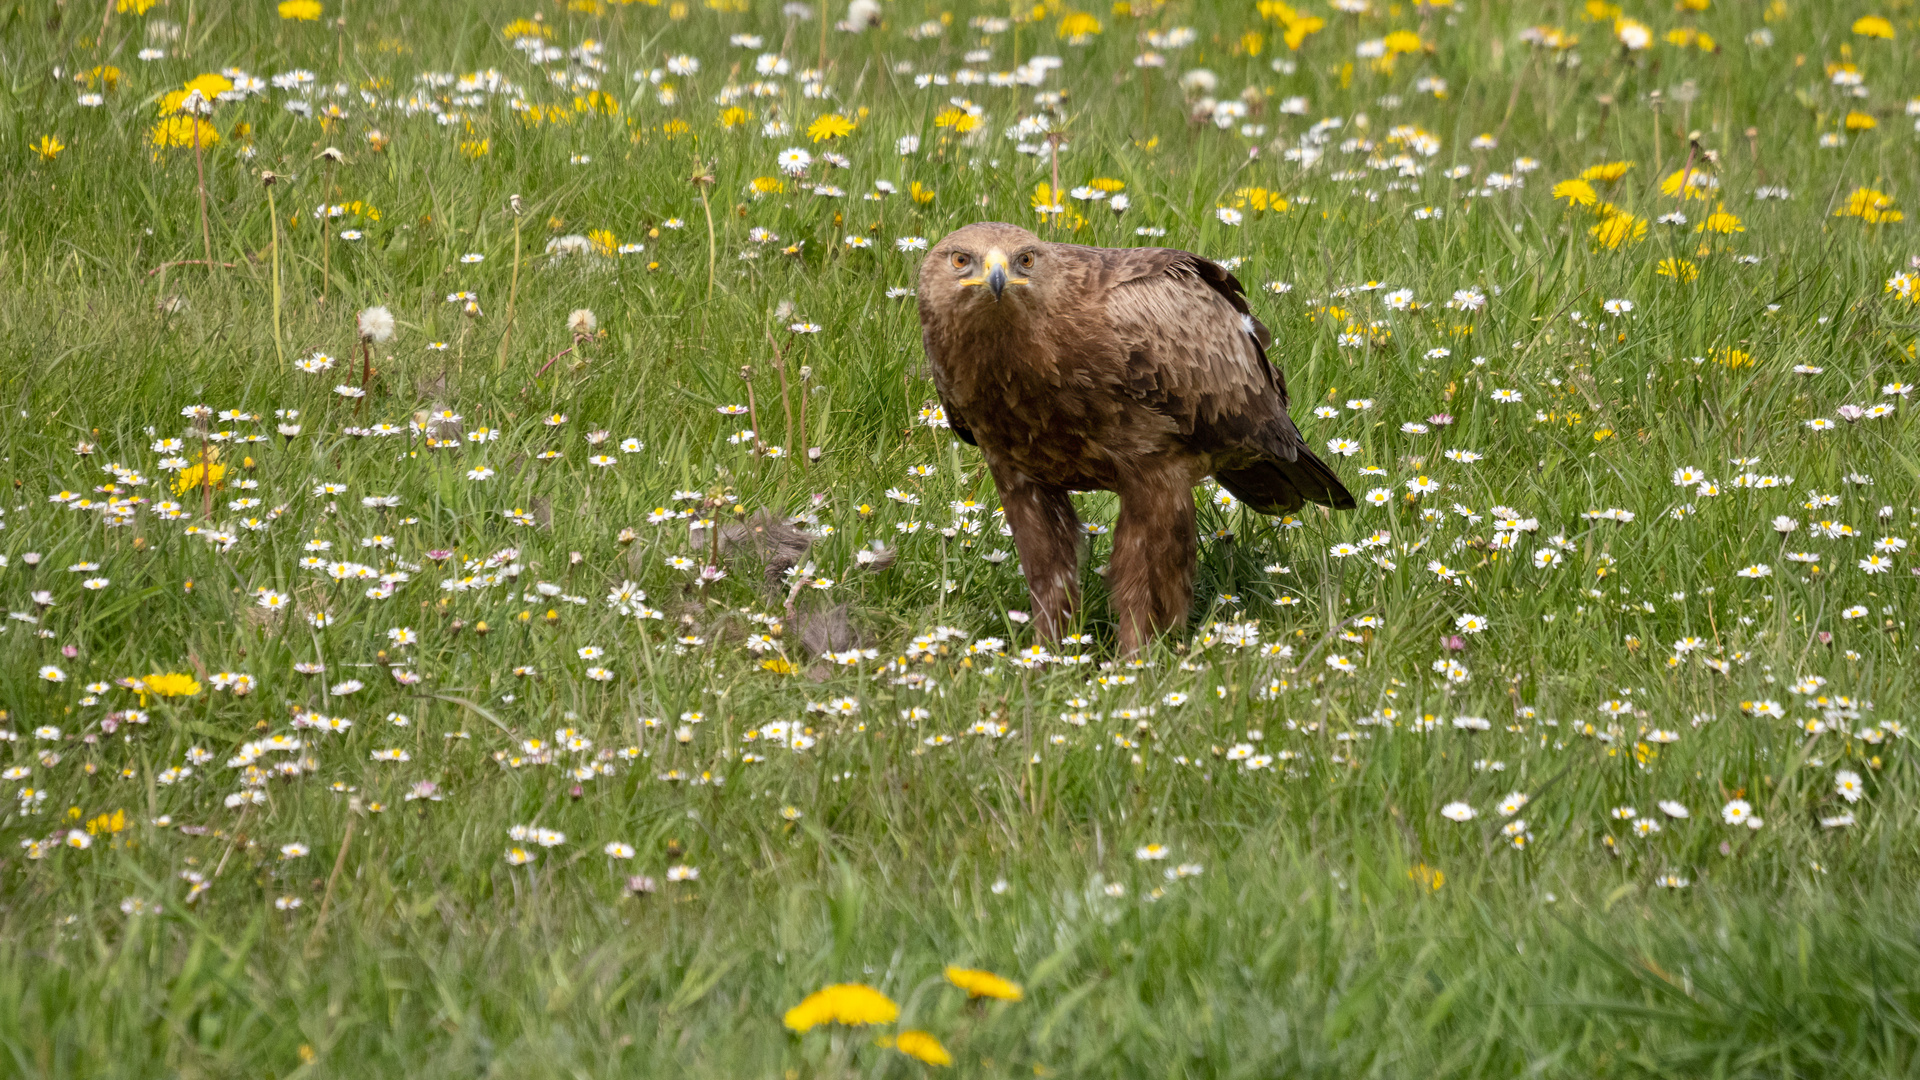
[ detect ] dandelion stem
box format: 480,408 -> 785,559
1649,94 -> 1663,178
740,365 -> 767,457
211,806 -> 249,878
1141,67 -> 1151,137
144,259 -> 236,276
1676,142 -> 1697,211
1048,135 -> 1062,230
498,209 -> 523,372
306,815 -> 356,954
765,330 -> 796,461
706,504 -> 723,576
698,178 -> 717,302
359,339 -> 373,411
531,337 -> 582,381
774,359 -> 796,462
192,118 -> 214,273
797,364 -> 813,471
1011,0 -> 1019,67
783,561 -> 810,626
320,160 -> 336,304
199,432 -> 212,521
267,182 -> 285,369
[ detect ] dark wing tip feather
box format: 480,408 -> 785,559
1215,448 -> 1357,515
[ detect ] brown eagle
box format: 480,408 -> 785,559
918,221 -> 1354,654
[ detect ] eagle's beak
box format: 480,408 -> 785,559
984,250 -> 1010,300
960,249 -> 1029,299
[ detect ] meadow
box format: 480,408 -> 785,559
3,0 -> 1920,1074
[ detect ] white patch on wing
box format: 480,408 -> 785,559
1240,314 -> 1257,337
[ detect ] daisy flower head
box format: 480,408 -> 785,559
1835,770 -> 1865,803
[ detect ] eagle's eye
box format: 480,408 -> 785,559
1018,252 -> 1035,270
949,252 -> 969,270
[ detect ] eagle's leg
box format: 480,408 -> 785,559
1110,469 -> 1197,656
997,475 -> 1082,641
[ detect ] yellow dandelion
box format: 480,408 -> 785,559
171,453 -> 226,495
1382,30 -> 1424,55
587,229 -> 616,256
910,181 -> 936,205
1844,111 -> 1877,131
142,672 -> 203,698
1852,15 -> 1895,40
1089,177 -> 1126,192
1409,863 -> 1445,892
34,135 -> 65,161
1655,258 -> 1699,282
782,984 -> 900,1032
1834,187 -> 1903,224
501,17 -> 550,38
1258,2 -> 1326,49
574,90 -> 619,116
1659,168 -> 1716,200
719,106 -> 748,129
808,113 -> 855,142
1550,178 -> 1597,208
1696,204 -> 1744,234
160,73 -> 233,115
1588,209 -> 1646,249
1710,346 -> 1752,369
85,809 -> 128,836
1579,160 -> 1633,182
1056,11 -> 1102,39
1234,187 -> 1289,212
894,1030 -> 953,1067
761,657 -> 798,675
944,966 -> 1024,1001
933,107 -> 980,134
148,116 -> 220,149
277,0 -> 322,20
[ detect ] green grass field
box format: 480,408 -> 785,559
4,0 -> 1920,1074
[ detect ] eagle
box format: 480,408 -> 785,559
917,221 -> 1354,654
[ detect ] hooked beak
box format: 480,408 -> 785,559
960,248 -> 1028,301
984,250 -> 1009,300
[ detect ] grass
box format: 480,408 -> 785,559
3,0 -> 1920,1075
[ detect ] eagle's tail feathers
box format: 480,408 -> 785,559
1215,452 -> 1356,515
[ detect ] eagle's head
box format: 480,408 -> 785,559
921,222 -> 1047,316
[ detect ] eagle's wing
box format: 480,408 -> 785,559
1090,246 -> 1355,513
918,304 -> 977,446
